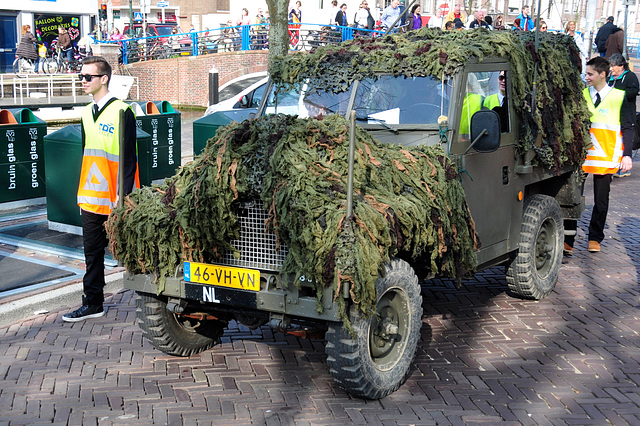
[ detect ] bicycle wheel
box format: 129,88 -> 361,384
12,57 -> 19,74
44,57 -> 59,74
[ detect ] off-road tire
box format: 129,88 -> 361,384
136,292 -> 225,356
325,259 -> 422,400
506,194 -> 563,300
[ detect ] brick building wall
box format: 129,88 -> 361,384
124,51 -> 268,107
92,44 -> 268,108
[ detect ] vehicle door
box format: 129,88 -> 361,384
451,63 -> 519,266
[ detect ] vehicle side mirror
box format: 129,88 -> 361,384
470,110 -> 501,153
239,95 -> 250,108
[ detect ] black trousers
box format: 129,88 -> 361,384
564,173 -> 612,247
81,209 -> 109,306
588,174 -> 613,243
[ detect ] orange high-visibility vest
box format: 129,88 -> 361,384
582,87 -> 625,175
77,99 -> 139,215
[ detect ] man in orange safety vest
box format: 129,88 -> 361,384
564,56 -> 633,256
62,56 -> 138,322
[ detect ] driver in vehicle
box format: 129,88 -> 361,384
483,71 -> 509,132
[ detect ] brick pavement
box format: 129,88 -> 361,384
1,158 -> 639,425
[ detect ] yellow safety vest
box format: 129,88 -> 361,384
77,100 -> 139,215
459,93 -> 483,135
582,87 -> 625,175
483,93 -> 501,110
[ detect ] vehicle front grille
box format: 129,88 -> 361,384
220,199 -> 288,272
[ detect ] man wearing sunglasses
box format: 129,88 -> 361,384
63,56 -> 138,322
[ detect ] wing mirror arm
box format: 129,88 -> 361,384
464,129 -> 489,156
461,128 -> 488,171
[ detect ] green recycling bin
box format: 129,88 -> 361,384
44,124 -> 152,230
0,108 -> 47,204
192,109 -> 256,156
132,101 -> 181,181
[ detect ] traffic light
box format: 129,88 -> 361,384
100,4 -> 107,21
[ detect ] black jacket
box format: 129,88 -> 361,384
595,22 -> 616,53
335,10 -> 348,26
609,69 -> 639,104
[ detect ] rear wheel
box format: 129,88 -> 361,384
136,292 -> 225,356
325,259 -> 422,399
506,194 -> 563,300
13,57 -> 29,74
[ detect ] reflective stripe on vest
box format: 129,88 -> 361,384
582,87 -> 624,175
77,99 -> 136,215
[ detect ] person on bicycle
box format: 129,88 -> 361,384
58,26 -> 74,65
16,25 -> 37,72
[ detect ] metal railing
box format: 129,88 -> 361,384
10,74 -> 139,105
100,23 -> 382,65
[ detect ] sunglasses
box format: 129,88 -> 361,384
498,75 -> 506,81
78,74 -> 104,82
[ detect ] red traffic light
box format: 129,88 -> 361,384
101,4 -> 107,10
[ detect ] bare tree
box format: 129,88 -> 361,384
266,0 -> 290,73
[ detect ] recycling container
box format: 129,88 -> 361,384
192,109 -> 256,156
44,124 -> 152,232
132,101 -> 181,180
0,108 -> 47,204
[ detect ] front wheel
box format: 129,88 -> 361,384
506,194 -> 563,300
325,259 -> 422,399
136,292 -> 225,356
44,58 -> 59,74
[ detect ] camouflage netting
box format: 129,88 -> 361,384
270,28 -> 590,173
107,114 -> 478,323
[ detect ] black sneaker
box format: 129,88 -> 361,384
62,305 -> 105,322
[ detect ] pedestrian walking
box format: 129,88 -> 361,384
595,16 -> 616,57
564,56 -> 633,255
62,56 -> 139,322
608,53 -> 638,178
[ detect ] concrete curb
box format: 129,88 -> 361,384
0,272 -> 124,327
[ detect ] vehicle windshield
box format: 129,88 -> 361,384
268,75 -> 450,125
155,26 -> 175,36
353,75 -> 451,125
266,83 -> 349,117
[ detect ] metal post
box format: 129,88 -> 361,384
129,0 -> 134,37
346,111 -> 356,218
623,2 -> 629,59
209,66 -> 219,105
118,109 -> 126,210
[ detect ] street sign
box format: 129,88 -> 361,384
113,10 -> 120,19
134,12 -> 143,21
158,1 -> 169,7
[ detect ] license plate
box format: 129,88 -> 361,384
183,262 -> 260,291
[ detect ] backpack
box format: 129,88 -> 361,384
367,11 -> 375,29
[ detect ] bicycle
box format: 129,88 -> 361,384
45,47 -> 82,74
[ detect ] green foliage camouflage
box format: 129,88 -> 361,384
107,114 -> 478,323
270,28 -> 590,173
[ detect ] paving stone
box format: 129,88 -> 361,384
2,157 -> 640,424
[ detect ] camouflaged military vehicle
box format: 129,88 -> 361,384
117,28 -> 588,399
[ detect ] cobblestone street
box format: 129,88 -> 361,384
1,160 -> 639,425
